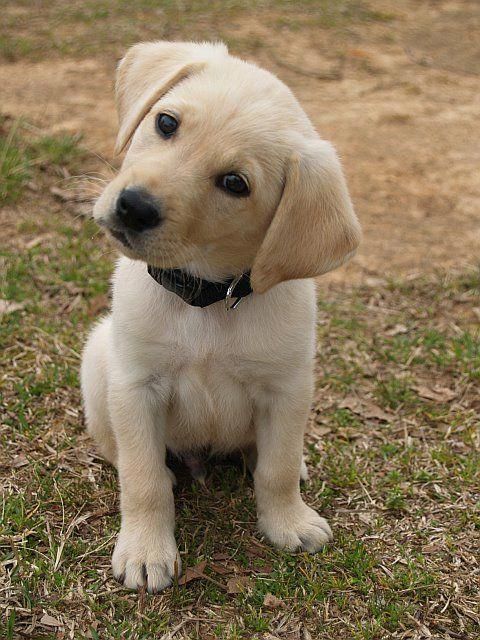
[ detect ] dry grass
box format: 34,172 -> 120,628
1,117 -> 479,639
0,0 -> 394,63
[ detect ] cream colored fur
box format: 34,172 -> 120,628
81,40 -> 361,593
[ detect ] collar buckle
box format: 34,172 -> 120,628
225,275 -> 244,311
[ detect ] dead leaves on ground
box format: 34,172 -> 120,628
338,396 -> 392,422
414,383 -> 457,403
177,560 -> 208,586
226,576 -> 251,594
311,382 -> 461,442
177,559 -> 252,593
263,593 -> 285,609
0,298 -> 25,316
39,612 -> 63,628
177,547 -> 272,595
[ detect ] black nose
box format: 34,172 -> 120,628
115,188 -> 161,232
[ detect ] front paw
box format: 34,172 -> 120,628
112,523 -> 181,593
258,501 -> 332,552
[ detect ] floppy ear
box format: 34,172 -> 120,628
114,40 -> 228,154
251,139 -> 361,293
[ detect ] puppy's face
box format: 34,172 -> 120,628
95,62 -> 291,281
94,42 -> 361,291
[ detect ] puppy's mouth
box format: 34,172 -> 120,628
108,227 -> 133,249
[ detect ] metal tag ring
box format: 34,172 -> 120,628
225,275 -> 244,311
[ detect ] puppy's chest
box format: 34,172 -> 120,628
164,353 -> 257,453
130,299 -> 303,453
146,320 -> 275,452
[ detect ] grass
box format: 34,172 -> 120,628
0,0 -> 395,62
1,119 -> 479,638
0,118 -> 85,203
0,122 -> 31,203
0,35 -> 35,63
32,134 -> 83,167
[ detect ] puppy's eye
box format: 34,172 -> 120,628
155,113 -> 178,138
217,173 -> 250,197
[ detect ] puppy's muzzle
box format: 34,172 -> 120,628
115,188 -> 161,232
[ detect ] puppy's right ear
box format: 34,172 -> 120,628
114,41 -> 228,155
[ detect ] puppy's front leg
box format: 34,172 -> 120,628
254,382 -> 332,552
109,382 -> 179,593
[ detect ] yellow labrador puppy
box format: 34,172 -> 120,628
81,41 -> 361,593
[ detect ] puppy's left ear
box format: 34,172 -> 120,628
114,41 -> 228,154
251,139 -> 361,293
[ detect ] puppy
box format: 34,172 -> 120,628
81,41 -> 361,593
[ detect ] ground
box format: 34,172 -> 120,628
0,1 -> 479,639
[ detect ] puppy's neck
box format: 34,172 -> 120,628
147,265 -> 252,309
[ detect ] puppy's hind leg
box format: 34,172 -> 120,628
81,316 -> 117,467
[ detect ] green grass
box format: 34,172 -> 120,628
32,133 -> 83,167
0,35 -> 35,62
0,119 -> 85,203
0,123 -> 31,202
375,375 -> 417,410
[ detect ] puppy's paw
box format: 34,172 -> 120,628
258,501 -> 332,553
112,524 -> 181,593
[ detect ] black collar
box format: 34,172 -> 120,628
147,265 -> 253,308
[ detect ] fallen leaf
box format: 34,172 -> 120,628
212,552 -> 230,561
25,233 -> 54,249
246,546 -> 267,559
257,562 -> 274,574
415,385 -> 456,403
358,512 -> 374,525
59,294 -> 82,315
361,404 -> 393,421
263,593 -> 285,609
226,576 -> 251,594
0,299 -> 25,316
40,613 -> 63,628
177,560 -> 207,586
210,563 -> 230,575
311,424 -> 332,436
12,454 -> 29,468
339,397 -> 392,422
385,323 -> 408,336
338,429 -> 364,440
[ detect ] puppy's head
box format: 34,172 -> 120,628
94,40 -> 361,290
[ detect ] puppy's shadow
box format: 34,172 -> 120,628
166,449 -> 250,492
